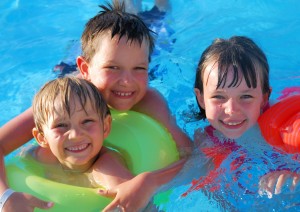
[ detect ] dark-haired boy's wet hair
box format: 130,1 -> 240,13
194,36 -> 271,120
81,0 -> 155,62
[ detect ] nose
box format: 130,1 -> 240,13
118,70 -> 133,86
224,98 -> 239,115
68,125 -> 83,141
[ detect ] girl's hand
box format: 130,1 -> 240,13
2,192 -> 53,212
259,170 -> 300,198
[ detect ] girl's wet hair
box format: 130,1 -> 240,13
33,76 -> 110,133
81,0 -> 155,62
194,36 -> 270,120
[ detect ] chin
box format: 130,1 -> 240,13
109,104 -> 132,111
228,134 -> 242,139
114,107 -> 132,111
222,131 -> 243,140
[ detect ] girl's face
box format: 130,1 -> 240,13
78,33 -> 149,111
195,63 -> 269,139
35,97 -> 111,171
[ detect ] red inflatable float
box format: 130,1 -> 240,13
258,95 -> 300,154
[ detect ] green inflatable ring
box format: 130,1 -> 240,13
6,110 -> 179,211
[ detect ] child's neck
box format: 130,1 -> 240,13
59,163 -> 91,173
59,152 -> 100,174
35,146 -> 99,173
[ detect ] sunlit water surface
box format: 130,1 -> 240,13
1,0 -> 300,211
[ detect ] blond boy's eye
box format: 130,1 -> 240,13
83,119 -> 94,124
109,66 -> 119,70
55,123 -> 68,128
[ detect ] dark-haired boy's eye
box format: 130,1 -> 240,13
135,66 -> 147,71
212,95 -> 225,99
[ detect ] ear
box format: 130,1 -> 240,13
32,128 -> 49,148
268,86 -> 272,98
103,115 -> 112,139
76,56 -> 90,80
261,94 -> 270,113
194,88 -> 205,109
261,86 -> 272,107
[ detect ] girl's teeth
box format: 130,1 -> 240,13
227,121 -> 242,126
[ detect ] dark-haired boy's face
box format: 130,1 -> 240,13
195,63 -> 268,139
79,33 -> 150,111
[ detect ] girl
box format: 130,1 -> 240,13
183,36 -> 299,208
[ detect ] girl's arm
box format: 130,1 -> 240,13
259,170 -> 300,198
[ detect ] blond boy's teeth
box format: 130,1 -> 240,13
66,143 -> 88,151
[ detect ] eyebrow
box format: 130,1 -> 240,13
240,87 -> 259,93
211,87 -> 257,94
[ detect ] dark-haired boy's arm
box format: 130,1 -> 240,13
0,108 -> 35,154
99,89 -> 191,211
134,88 -> 192,156
100,158 -> 186,211
0,155 -> 53,211
0,108 -> 53,211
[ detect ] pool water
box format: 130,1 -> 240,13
1,0 -> 300,211
154,124 -> 300,211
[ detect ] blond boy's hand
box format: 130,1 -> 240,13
2,192 -> 53,212
259,170 -> 300,198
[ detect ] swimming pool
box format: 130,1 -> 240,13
1,0 -> 300,211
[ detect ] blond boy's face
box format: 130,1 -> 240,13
79,32 -> 149,111
195,63 -> 268,139
35,97 -> 111,171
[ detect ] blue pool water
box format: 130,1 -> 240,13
1,0 -> 300,211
